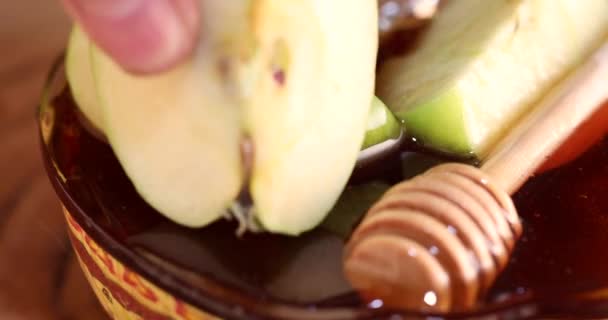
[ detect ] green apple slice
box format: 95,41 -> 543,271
362,96 -> 402,150
66,26 -> 104,131
356,97 -> 405,169
91,1 -> 247,228
378,0 -> 608,157
321,182 -> 390,238
246,0 -> 378,234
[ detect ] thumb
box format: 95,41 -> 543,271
61,0 -> 200,74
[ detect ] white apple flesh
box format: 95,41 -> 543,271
246,0 -> 378,234
79,0 -> 378,235
91,1 -> 248,228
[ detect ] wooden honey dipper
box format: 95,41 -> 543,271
344,41 -> 608,313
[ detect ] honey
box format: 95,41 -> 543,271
45,85 -> 608,318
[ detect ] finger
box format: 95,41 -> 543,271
61,0 -> 200,74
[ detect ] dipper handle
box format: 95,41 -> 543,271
483,42 -> 608,194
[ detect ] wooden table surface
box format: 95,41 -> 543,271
0,1 -> 107,319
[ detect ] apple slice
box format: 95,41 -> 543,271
356,97 -> 405,171
539,101 -> 608,172
378,0 -> 608,157
91,1 -> 247,228
90,0 -> 378,234
66,26 -> 104,131
363,96 -> 402,150
321,182 -> 390,238
245,0 -> 378,234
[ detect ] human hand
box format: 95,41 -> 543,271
61,0 -> 200,74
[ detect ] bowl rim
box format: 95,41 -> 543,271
38,56 -> 552,320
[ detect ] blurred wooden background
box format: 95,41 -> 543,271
0,1 -> 107,319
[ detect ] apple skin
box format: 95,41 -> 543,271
539,101 -> 608,173
396,88 -> 469,155
362,96 -> 403,150
66,26 -> 104,131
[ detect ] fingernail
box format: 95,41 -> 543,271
63,0 -> 199,74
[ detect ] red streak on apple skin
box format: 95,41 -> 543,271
273,68 -> 286,86
538,100 -> 608,173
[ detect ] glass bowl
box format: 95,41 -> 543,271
38,58 -> 608,320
